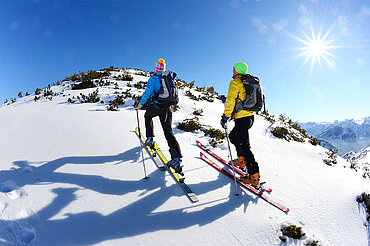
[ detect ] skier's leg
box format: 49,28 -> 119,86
159,107 -> 182,159
144,105 -> 159,138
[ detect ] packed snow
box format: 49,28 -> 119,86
0,68 -> 369,245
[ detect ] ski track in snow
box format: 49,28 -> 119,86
0,69 -> 369,245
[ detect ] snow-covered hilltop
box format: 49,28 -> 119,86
1,67 -> 369,245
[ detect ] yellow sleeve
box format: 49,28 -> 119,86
224,80 -> 239,118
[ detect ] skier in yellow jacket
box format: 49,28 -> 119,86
220,62 -> 260,187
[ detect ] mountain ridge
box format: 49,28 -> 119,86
300,116 -> 370,155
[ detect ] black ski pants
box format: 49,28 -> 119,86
144,104 -> 182,160
229,115 -> 259,175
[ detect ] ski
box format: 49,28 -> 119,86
135,128 -> 199,203
200,152 -> 289,213
154,142 -> 199,203
196,140 -> 272,192
135,128 -> 166,171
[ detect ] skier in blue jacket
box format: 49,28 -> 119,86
134,58 -> 183,173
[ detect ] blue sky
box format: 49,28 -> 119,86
1,0 -> 369,122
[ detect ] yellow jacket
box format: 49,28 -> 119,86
224,75 -> 254,119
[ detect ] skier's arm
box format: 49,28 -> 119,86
140,77 -> 156,105
223,80 -> 239,118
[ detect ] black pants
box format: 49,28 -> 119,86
144,104 -> 182,160
229,115 -> 259,175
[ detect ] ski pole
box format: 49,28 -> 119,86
224,122 -> 239,196
136,109 -> 149,179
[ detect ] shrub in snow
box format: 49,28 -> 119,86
305,240 -> 320,246
25,92 -> 30,96
187,80 -> 195,89
122,88 -> 132,99
200,93 -> 214,102
185,90 -> 199,101
35,88 -> 41,95
70,70 -> 110,90
202,128 -> 226,147
348,159 -> 358,171
72,75 -> 96,90
102,65 -> 116,71
280,224 -> 305,241
107,95 -> 125,111
172,104 -> 180,112
18,91 -> 23,98
79,89 -> 100,103
193,109 -> 203,116
43,85 -> 53,97
66,73 -> 80,82
269,113 -> 319,146
309,137 -> 320,146
133,82 -> 143,90
176,79 -> 186,89
323,148 -> 338,166
261,111 -> 276,124
122,73 -> 133,81
271,126 -> 289,139
356,192 -> 370,222
177,118 -> 201,132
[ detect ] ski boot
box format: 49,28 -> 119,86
240,172 -> 260,188
167,157 -> 183,175
228,156 -> 247,172
145,137 -> 155,150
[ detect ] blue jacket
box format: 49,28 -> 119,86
139,71 -> 163,105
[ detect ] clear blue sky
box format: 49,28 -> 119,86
1,0 -> 369,122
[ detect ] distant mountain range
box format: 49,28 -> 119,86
300,116 -> 370,155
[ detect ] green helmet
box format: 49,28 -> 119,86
234,62 -> 248,74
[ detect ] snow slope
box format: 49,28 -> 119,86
0,69 -> 369,246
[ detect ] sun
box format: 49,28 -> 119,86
307,40 -> 326,57
296,28 -> 336,70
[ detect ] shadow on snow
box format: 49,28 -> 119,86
0,145 -> 257,245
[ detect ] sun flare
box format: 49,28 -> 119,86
308,40 -> 326,57
297,29 -> 336,70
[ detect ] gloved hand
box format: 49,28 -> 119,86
220,114 -> 229,129
133,100 -> 143,110
220,95 -> 226,103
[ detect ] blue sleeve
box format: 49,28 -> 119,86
140,76 -> 157,104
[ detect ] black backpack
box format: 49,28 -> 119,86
153,71 -> 179,106
234,74 -> 264,113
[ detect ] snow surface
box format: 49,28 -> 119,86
0,69 -> 369,246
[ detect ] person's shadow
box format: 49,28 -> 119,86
6,176 -> 255,245
1,146 -> 152,196
0,145 -> 258,245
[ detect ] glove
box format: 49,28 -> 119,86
220,95 -> 226,103
220,114 -> 229,129
133,100 -> 143,110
